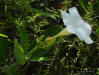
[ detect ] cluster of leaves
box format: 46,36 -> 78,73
0,0 -> 99,75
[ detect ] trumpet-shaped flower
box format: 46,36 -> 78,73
60,7 -> 93,44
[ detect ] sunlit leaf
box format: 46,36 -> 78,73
0,33 -> 8,38
29,57 -> 50,61
14,39 -> 26,65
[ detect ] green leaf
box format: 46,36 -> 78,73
27,38 -> 56,59
14,39 -> 26,65
95,0 -> 99,15
32,8 -> 56,19
6,63 -> 20,72
19,28 -> 29,54
78,0 -> 88,12
29,0 -> 35,3
97,0 -> 99,6
28,39 -> 37,52
5,70 -> 22,75
43,25 -> 63,37
0,33 -> 8,38
0,37 -> 8,62
29,57 -> 50,61
36,35 -> 45,44
27,25 -> 62,59
4,63 -> 21,75
38,35 -> 45,42
27,43 -> 45,59
96,28 -> 99,35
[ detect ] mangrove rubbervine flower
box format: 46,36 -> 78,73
60,7 -> 93,44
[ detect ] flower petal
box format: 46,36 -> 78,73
60,10 -> 69,26
60,7 -> 93,44
83,35 -> 93,44
69,7 -> 82,20
82,21 -> 92,35
75,28 -> 93,44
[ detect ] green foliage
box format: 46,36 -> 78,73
27,37 -> 56,60
78,0 -> 88,12
96,0 -> 99,15
32,8 -> 56,19
14,39 -> 26,65
19,28 -> 29,54
96,28 -> 99,35
0,37 -> 8,62
29,57 -> 50,62
26,25 -> 63,61
5,71 -> 22,75
5,63 -> 21,75
43,25 -> 63,37
0,33 -> 8,38
96,0 -> 99,7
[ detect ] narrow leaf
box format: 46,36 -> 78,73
78,0 -> 88,12
32,8 -> 56,19
19,28 -> 29,54
14,39 -> 26,65
0,33 -> 8,38
43,25 -> 62,37
0,37 -> 8,62
29,57 -> 50,61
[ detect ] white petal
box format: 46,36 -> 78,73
69,7 -> 81,20
66,26 -> 76,34
75,28 -> 84,40
83,35 -> 93,44
60,10 -> 69,26
76,19 -> 92,35
83,21 -> 92,35
75,28 -> 93,44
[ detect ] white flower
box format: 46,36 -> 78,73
60,7 -> 93,44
